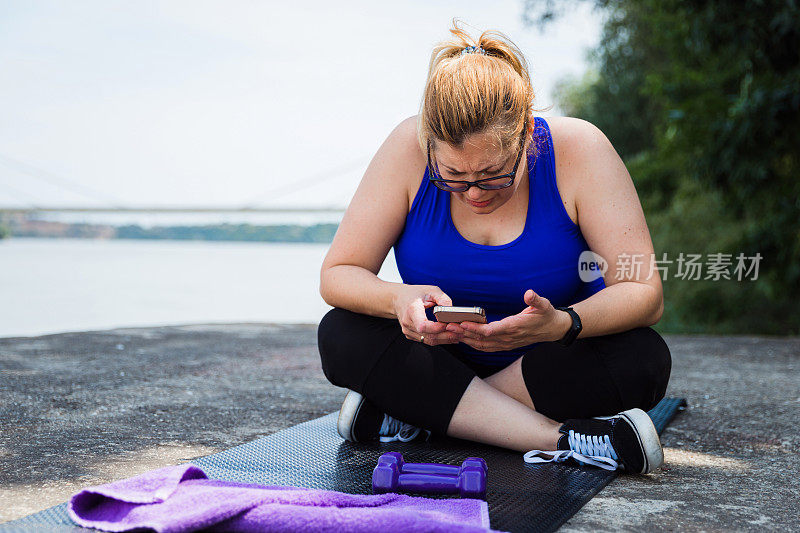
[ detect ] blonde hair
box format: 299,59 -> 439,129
418,19 -> 550,159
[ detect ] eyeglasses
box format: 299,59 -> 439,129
427,127 -> 527,193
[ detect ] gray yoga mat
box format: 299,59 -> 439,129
1,397 -> 687,533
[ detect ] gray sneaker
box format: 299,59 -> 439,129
336,389 -> 430,443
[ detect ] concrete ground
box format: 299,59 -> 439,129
0,323 -> 797,531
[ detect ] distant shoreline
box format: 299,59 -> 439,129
0,217 -> 338,243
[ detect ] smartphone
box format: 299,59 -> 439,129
433,306 -> 487,324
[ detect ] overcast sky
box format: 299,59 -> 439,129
0,0 -> 604,210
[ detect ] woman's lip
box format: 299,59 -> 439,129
467,198 -> 491,207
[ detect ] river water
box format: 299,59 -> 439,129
0,238 -> 402,338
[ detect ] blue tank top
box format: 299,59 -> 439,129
393,116 -> 606,366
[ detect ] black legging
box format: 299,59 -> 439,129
317,307 -> 671,437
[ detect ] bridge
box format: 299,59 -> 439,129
0,206 -> 346,214
0,151 -> 362,216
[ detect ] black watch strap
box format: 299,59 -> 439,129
555,306 -> 582,346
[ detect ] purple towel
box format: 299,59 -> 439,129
68,464 -> 502,532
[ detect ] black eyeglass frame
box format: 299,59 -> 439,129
426,121 -> 529,193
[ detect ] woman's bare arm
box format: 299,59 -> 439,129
319,116 -> 423,319
552,117 -> 664,338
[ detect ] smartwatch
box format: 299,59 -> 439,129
555,306 -> 582,346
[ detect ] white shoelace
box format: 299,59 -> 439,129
378,415 -> 431,443
523,429 -> 620,471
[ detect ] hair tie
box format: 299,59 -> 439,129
460,45 -> 487,56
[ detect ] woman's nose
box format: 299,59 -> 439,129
467,186 -> 487,200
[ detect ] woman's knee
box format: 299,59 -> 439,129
317,308 -> 350,386
644,327 -> 672,409
614,326 -> 672,411
316,307 -> 401,389
317,308 -> 352,356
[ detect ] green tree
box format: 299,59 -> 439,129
527,0 -> 800,334
115,223 -> 339,243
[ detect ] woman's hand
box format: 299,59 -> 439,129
394,285 -> 463,346
445,290 -> 571,352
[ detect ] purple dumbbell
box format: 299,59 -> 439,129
377,451 -> 487,477
372,455 -> 487,499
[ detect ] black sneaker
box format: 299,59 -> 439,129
336,389 -> 430,443
523,408 -> 664,474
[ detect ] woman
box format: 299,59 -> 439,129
317,23 -> 671,474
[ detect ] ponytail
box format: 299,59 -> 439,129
418,19 -> 551,157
